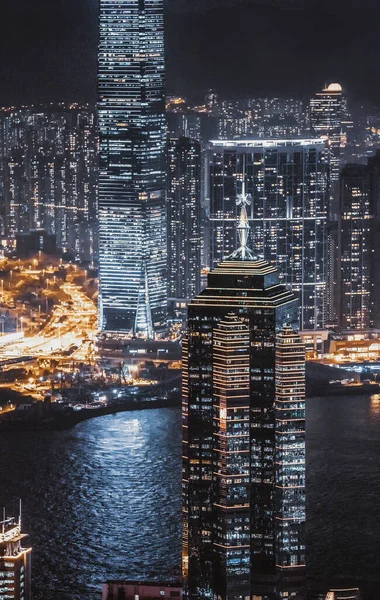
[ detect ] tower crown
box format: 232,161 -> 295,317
227,181 -> 257,261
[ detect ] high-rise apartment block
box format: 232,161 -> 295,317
0,107 -> 98,262
98,0 -> 167,336
167,137 -> 202,303
0,514 -> 32,600
182,209 -> 306,599
310,83 -> 343,190
209,139 -> 329,330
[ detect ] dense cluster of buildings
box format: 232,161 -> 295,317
0,106 -> 98,264
2,0 -> 379,599
1,85 -> 380,338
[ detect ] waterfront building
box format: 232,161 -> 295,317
310,83 -> 343,189
182,201 -> 306,599
102,581 -> 183,600
209,139 -> 328,330
98,0 -> 167,336
0,513 -> 32,600
167,137 -> 201,304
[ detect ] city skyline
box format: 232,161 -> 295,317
1,0 -> 380,599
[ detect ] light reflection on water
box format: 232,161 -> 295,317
0,397 -> 379,599
0,408 -> 182,600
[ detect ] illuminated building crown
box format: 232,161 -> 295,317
228,181 -> 257,261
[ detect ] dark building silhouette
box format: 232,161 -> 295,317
16,228 -> 56,259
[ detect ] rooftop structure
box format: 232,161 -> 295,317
102,581 -> 182,600
0,510 -> 32,600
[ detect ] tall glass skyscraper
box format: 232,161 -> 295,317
98,0 -> 167,336
209,139 -> 329,330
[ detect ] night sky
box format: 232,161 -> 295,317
1,0 -> 380,105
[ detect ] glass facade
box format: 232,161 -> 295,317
209,140 -> 329,331
182,257 -> 305,600
98,0 -> 167,336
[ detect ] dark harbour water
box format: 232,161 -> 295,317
0,396 -> 379,599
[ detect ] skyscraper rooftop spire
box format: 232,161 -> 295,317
227,178 -> 257,261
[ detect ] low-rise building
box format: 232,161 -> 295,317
102,581 -> 182,600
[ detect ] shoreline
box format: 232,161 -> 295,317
0,395 -> 181,433
0,382 -> 378,432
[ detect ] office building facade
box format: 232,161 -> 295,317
209,139 -> 328,330
98,0 -> 167,336
182,237 -> 306,598
167,137 -> 201,302
0,514 -> 32,600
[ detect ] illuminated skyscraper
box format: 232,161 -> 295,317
275,326 -> 306,576
310,84 -> 343,324
167,137 -> 201,303
339,164 -> 373,329
0,512 -> 32,600
310,83 -> 343,188
182,202 -> 306,600
338,151 -> 380,330
209,139 -> 328,330
98,0 -> 167,336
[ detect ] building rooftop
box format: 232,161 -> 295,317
190,258 -> 296,311
210,138 -> 326,148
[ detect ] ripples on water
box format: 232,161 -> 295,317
0,397 -> 380,599
307,395 -> 380,594
0,408 -> 182,599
